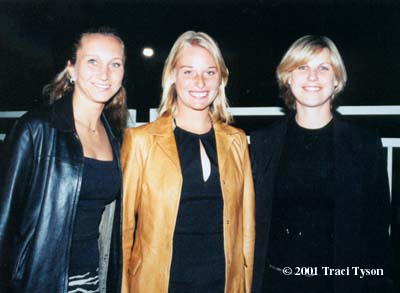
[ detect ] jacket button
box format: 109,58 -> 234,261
285,228 -> 290,235
222,180 -> 226,184
226,220 -> 230,225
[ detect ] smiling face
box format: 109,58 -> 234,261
173,45 -> 220,115
289,48 -> 338,111
68,33 -> 125,106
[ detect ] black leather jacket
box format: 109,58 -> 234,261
0,95 -> 122,292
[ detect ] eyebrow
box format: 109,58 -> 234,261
178,65 -> 217,69
83,54 -> 124,61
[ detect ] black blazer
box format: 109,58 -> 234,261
250,112 -> 393,293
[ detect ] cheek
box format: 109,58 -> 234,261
175,77 -> 191,91
207,78 -> 220,91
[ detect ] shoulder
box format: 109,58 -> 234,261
334,115 -> 381,146
215,122 -> 248,145
6,105 -> 53,140
250,115 -> 288,144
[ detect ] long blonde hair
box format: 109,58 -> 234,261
158,31 -> 232,124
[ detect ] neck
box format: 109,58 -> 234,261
295,106 -> 333,129
174,109 -> 211,134
72,94 -> 104,129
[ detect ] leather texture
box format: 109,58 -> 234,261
0,95 -> 122,293
121,114 -> 255,292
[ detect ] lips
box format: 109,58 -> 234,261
302,86 -> 322,92
93,83 -> 111,90
189,91 -> 208,98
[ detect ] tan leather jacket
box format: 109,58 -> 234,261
121,114 -> 255,292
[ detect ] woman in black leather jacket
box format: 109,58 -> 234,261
0,27 -> 127,292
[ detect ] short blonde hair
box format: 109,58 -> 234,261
277,35 -> 347,109
158,31 -> 232,123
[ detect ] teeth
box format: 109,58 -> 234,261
94,83 -> 111,89
303,86 -> 321,92
190,91 -> 208,98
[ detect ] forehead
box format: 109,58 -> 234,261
295,47 -> 333,66
176,45 -> 217,67
77,34 -> 124,59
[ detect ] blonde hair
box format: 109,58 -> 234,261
43,27 -> 128,138
158,31 -> 232,124
277,35 -> 347,109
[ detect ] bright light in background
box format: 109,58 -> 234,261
142,47 -> 154,58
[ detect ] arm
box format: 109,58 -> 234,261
363,135 -> 393,290
241,132 -> 256,292
0,119 -> 34,291
120,128 -> 145,293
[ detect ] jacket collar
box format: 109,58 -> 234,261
147,113 -> 239,171
147,113 -> 240,136
49,93 -> 118,143
50,92 -> 76,132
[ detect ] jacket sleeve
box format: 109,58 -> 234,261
363,135 -> 394,291
120,128 -> 145,293
0,118 -> 34,291
241,132 -> 256,292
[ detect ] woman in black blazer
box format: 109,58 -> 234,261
251,35 -> 392,293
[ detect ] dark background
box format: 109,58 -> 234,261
1,0 -> 400,116
1,0 -> 400,289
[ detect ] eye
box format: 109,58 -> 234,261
87,58 -> 98,65
206,70 -> 217,76
319,65 -> 330,71
183,70 -> 193,75
111,62 -> 122,69
298,65 -> 308,70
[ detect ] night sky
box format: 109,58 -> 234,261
1,0 -> 400,120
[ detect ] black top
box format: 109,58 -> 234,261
268,117 -> 334,268
251,112 -> 392,293
69,156 -> 121,274
169,126 -> 225,292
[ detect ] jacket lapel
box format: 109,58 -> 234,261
333,116 -> 364,268
214,121 -> 237,172
149,114 -> 181,172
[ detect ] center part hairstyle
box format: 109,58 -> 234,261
276,35 -> 348,109
158,31 -> 233,124
43,26 -> 129,138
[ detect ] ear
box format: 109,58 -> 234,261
67,60 -> 76,81
288,74 -> 292,85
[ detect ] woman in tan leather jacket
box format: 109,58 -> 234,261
121,31 -> 255,293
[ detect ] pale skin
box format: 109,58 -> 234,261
288,48 -> 338,129
67,34 -> 124,160
172,45 -> 221,180
173,45 -> 220,134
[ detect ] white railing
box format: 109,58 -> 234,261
2,106 -> 400,195
150,106 -> 400,196
0,110 -> 137,140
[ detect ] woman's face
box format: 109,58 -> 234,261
68,34 -> 125,106
289,48 -> 338,111
174,45 -> 220,115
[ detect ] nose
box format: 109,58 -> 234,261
307,68 -> 318,81
98,65 -> 110,80
194,74 -> 205,88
